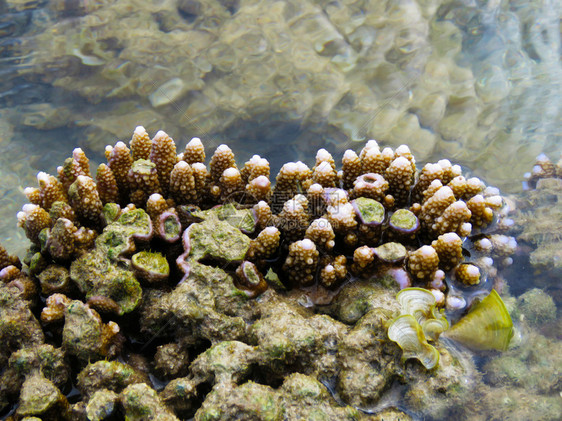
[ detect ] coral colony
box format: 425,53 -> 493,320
13,127 -> 515,303
0,127 -> 528,419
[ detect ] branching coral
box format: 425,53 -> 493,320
13,127 -> 517,309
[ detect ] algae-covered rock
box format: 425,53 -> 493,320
154,343 -> 190,379
85,389 -> 119,421
181,216 -> 251,263
62,300 -> 122,363
120,383 -> 179,421
249,298 -> 347,381
195,381 -> 282,421
70,209 -> 149,315
16,372 -> 70,420
141,205 -> 258,345
465,385 -> 562,421
322,280 -> 401,324
513,178 -> 562,302
192,203 -> 256,234
401,344 -> 480,419
365,408 -> 414,421
483,330 -> 562,395
336,308 -> 398,409
0,284 -> 44,367
77,360 -> 149,400
515,288 -> 557,328
142,228 -> 260,344
70,251 -> 141,314
373,242 -> 408,263
185,258 -> 254,319
160,377 -> 198,418
37,264 -> 73,296
195,374 -> 365,421
6,344 -> 69,399
141,264 -> 248,345
279,373 -> 361,420
190,340 -> 257,385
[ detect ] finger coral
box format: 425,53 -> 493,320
14,131 -> 516,299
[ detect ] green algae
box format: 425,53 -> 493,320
187,219 -> 250,263
192,203 -> 256,233
353,197 -> 385,225
390,209 -> 419,231
131,250 -> 169,283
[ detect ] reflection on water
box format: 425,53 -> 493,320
0,0 -> 560,419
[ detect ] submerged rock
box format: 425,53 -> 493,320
77,360 -> 149,400
16,373 -> 70,420
62,300 -> 122,363
141,260 -> 251,345
69,209 -> 149,315
483,329 -> 562,396
120,383 -> 179,421
190,340 -> 257,385
0,285 -> 44,368
195,381 -> 282,421
249,298 -> 348,382
512,167 -> 562,303
85,389 -> 119,421
515,288 -> 557,328
194,372 -> 391,420
336,308 -> 398,409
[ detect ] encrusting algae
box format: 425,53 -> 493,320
0,126 -> 530,420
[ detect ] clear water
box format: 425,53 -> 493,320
0,0 -> 560,419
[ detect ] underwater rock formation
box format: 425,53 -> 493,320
511,153 -> 562,303
0,127 -> 546,420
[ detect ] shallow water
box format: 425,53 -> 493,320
0,0 -> 560,419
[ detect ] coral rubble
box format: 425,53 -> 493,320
0,127 -> 546,420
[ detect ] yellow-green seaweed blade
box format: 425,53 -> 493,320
444,289 -> 513,351
388,314 -> 440,370
397,287 -> 436,324
396,288 -> 449,341
422,317 -> 449,342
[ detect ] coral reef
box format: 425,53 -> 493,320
0,128 -> 547,421
0,0 -> 559,417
